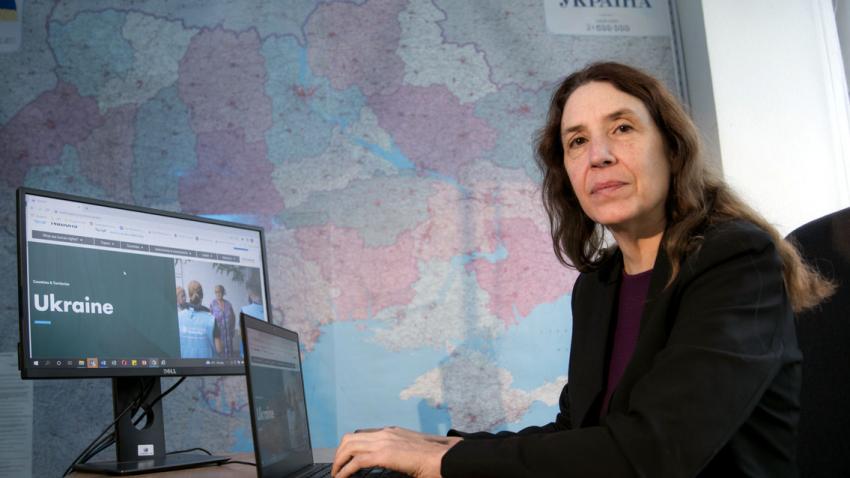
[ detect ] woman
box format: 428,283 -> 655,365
331,62 -> 833,477
210,284 -> 237,358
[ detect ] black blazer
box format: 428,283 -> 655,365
442,221 -> 801,477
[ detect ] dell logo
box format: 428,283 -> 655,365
559,0 -> 652,7
162,368 -> 177,375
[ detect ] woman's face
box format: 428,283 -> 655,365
560,81 -> 670,237
215,288 -> 224,300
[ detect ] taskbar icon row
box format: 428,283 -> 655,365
30,357 -> 245,368
31,358 -> 169,368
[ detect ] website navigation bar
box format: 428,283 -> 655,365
26,195 -> 260,265
31,230 -> 242,263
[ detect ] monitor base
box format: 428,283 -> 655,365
73,453 -> 230,475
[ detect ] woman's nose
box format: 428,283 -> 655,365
588,138 -> 615,167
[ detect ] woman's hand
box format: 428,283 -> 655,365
331,426 -> 462,478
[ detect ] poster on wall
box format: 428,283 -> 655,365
544,0 -> 672,37
0,0 -> 21,52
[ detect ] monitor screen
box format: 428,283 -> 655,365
17,188 -> 271,379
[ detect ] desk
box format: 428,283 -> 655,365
72,449 -> 336,477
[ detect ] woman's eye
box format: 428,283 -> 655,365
568,137 -> 587,148
615,124 -> 633,133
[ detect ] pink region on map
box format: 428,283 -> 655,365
78,105 -> 137,203
412,184 -> 499,262
295,225 -> 419,321
305,0 -> 406,96
178,128 -> 283,215
265,230 -> 335,353
470,217 -> 578,324
0,82 -> 104,186
177,27 -> 272,140
369,85 -> 498,177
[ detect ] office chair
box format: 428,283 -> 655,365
787,207 -> 850,478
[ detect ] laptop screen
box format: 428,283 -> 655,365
242,316 -> 313,476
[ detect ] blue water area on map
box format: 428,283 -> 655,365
302,320 -> 449,448
492,293 -> 572,391
301,293 -> 573,446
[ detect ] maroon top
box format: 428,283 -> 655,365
600,268 -> 653,416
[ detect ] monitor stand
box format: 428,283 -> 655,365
73,377 -> 230,475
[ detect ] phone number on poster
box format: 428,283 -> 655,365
586,24 -> 631,33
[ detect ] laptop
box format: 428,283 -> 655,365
240,313 -> 409,478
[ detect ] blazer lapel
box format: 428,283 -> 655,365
639,245 -> 672,333
574,250 -> 622,426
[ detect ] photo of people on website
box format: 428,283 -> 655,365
174,259 -> 265,359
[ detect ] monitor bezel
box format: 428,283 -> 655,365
17,187 -> 274,379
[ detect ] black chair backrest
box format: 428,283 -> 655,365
788,207 -> 850,478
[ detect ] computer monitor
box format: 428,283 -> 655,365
16,187 -> 272,474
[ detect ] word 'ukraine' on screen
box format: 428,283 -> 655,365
33,294 -> 115,315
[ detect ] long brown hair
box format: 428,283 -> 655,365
536,62 -> 832,312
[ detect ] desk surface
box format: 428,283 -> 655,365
71,449 -> 336,477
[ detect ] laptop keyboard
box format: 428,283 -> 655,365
298,463 -> 332,478
300,463 -> 411,477
353,468 -> 411,477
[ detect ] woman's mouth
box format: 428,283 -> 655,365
591,181 -> 626,194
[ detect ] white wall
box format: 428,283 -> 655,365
686,0 -> 850,235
